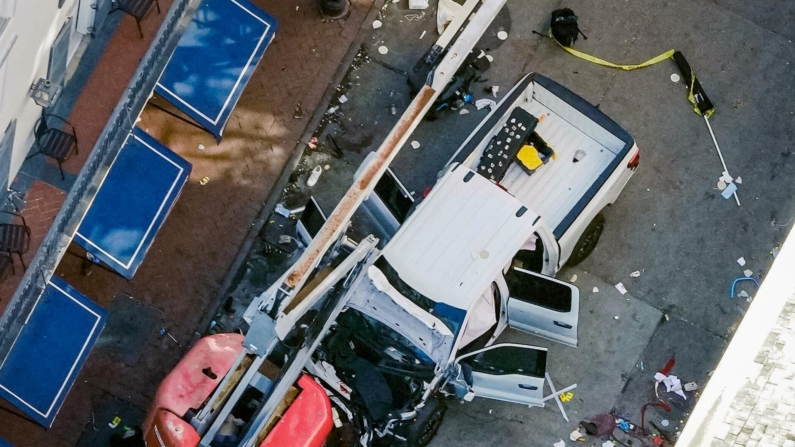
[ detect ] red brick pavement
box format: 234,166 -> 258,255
0,181 -> 66,313
0,0 -> 374,446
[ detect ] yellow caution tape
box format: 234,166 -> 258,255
548,30 -> 675,71
688,74 -> 714,118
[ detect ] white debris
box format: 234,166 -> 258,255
274,203 -> 291,217
475,99 -> 497,110
615,282 -> 627,295
436,0 -> 460,34
743,269 -> 753,277
373,20 -> 383,29
569,428 -> 584,441
411,141 -> 421,149
339,95 -> 348,104
497,30 -> 508,40
684,382 -> 699,391
570,274 -> 577,283
420,30 -> 427,39
737,257 -> 746,266
408,0 -> 428,9
573,149 -> 587,162
378,46 -> 389,55
491,86 -> 500,97
717,179 -> 727,190
593,287 -> 599,293
307,166 -> 323,187
630,271 -> 641,278
614,315 -> 620,320
198,144 -> 205,150
670,73 -> 680,83
326,106 -> 339,114
736,176 -> 743,184
738,290 -> 749,299
654,372 -> 687,399
485,54 -> 494,62
553,440 -> 565,447
602,442 -> 615,447
720,171 -> 733,183
458,108 -> 469,115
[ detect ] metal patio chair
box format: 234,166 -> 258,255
111,0 -> 161,38
0,210 -> 31,273
27,114 -> 78,181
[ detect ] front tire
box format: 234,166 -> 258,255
567,214 -> 605,266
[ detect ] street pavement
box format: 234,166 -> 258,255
221,0 -> 795,445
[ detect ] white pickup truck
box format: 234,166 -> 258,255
362,73 -> 640,275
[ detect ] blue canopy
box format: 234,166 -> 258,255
0,277 -> 106,427
155,0 -> 277,141
74,127 -> 191,279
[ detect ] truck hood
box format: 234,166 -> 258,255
346,266 -> 456,369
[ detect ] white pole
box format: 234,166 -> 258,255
704,115 -> 740,206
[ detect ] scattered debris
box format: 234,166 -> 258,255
485,54 -> 494,62
569,428 -> 585,442
602,442 -> 614,447
573,149 -> 586,162
339,94 -> 348,104
326,105 -> 339,114
717,179 -> 727,190
570,274 -> 577,282
279,235 -> 292,245
411,141 -> 421,149
664,314 -> 669,321
772,246 -> 780,258
378,45 -> 389,55
684,382 -> 699,391
372,19 -> 382,29
721,181 -> 737,199
639,361 -> 645,370
198,144 -> 205,150
200,176 -> 209,185
670,73 -> 680,83
274,203 -> 291,217
420,30 -> 426,39
459,108 -> 469,115
408,0 -> 428,9
735,176 -> 742,184
109,416 -> 121,429
730,276 -> 759,298
497,30 -> 508,40
553,441 -> 565,447
743,269 -> 753,277
736,257 -> 746,267
615,282 -> 627,295
307,166 -> 323,187
475,98 -> 497,110
405,12 -> 425,21
437,0 -> 461,34
630,270 -> 641,278
654,372 -> 686,399
324,164 -> 331,170
738,290 -> 749,300
660,419 -> 669,427
614,315 -> 620,320
307,136 -> 318,150
732,98 -> 745,108
293,102 -> 304,119
490,85 -> 500,97
593,287 -> 599,293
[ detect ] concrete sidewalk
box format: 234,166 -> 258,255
0,0 -> 375,445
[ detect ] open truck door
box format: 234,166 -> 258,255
455,343 -> 548,407
504,267 -> 580,347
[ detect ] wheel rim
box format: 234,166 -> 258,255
578,223 -> 604,258
418,411 -> 443,444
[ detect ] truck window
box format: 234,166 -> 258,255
511,233 -> 544,273
504,267 -> 572,313
373,169 -> 413,223
462,345 -> 546,378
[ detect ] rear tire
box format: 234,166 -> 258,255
386,395 -> 447,447
567,214 -> 605,266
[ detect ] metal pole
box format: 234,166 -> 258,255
704,115 -> 740,206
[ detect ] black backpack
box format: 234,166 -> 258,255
551,8 -> 587,47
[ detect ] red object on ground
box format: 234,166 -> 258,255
422,187 -> 432,198
143,333 -> 245,434
658,358 -> 676,375
261,374 -> 333,447
146,410 -> 201,447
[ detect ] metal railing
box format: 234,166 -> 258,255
0,0 -> 201,360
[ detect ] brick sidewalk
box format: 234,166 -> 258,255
0,0 -> 374,445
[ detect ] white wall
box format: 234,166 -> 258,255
0,0 -> 83,188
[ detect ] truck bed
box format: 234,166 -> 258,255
459,74 -> 634,238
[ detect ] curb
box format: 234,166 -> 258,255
193,0 -> 384,339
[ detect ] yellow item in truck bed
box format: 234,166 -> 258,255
516,145 -> 544,171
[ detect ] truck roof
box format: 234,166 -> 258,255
381,165 -> 538,312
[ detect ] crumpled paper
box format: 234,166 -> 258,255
654,372 -> 687,399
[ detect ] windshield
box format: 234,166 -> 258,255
374,256 -> 466,336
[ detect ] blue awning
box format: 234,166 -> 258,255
0,277 -> 106,427
74,127 -> 191,279
154,0 -> 277,141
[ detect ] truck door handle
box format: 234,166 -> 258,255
553,321 -> 572,329
518,384 -> 538,390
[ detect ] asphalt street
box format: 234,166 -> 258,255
225,0 -> 795,444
